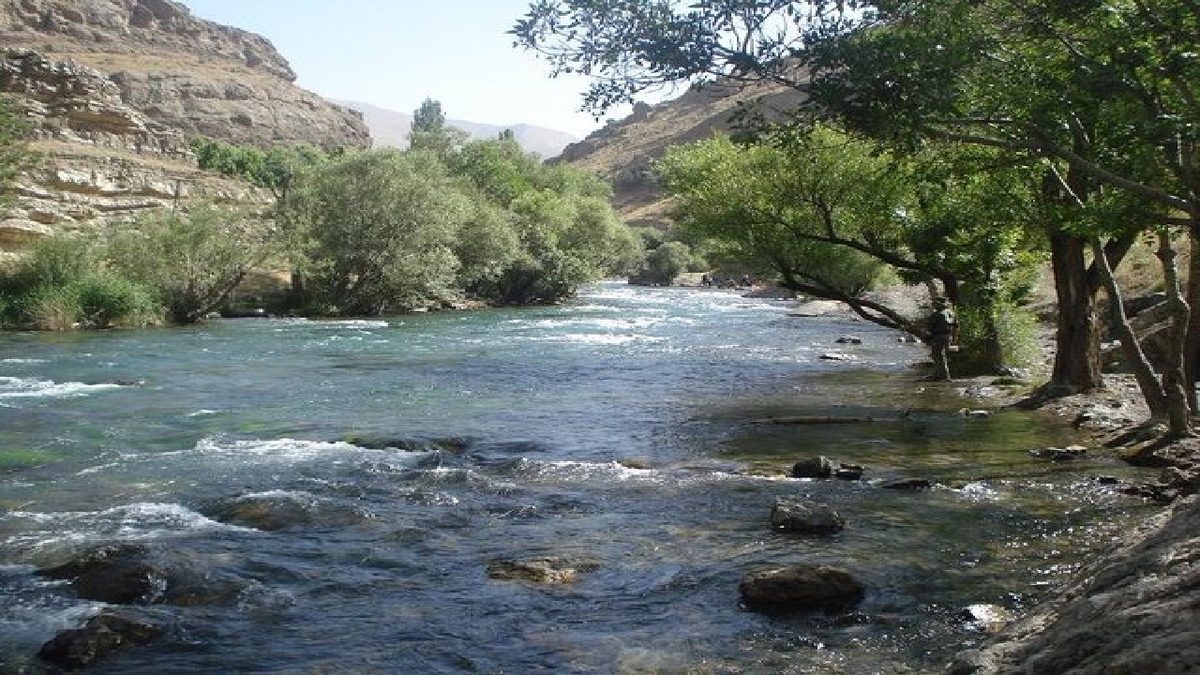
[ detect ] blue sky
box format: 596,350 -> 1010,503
181,0 -> 617,137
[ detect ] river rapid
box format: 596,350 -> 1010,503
0,282 -> 1155,674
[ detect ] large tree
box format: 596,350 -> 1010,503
283,149 -> 469,315
658,126 -> 1044,373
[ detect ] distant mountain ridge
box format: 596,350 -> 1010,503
555,80 -> 803,227
339,100 -> 579,159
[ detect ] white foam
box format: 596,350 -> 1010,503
0,376 -> 122,399
1,502 -> 253,557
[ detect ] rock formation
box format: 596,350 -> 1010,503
0,0 -> 369,150
0,0 -> 371,250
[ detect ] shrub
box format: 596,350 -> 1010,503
74,274 -> 160,328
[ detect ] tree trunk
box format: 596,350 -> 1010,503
1091,238 -> 1167,417
1049,232 -> 1104,393
1155,230 -> 1193,436
1184,224 -> 1200,413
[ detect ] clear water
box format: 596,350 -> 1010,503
0,282 -> 1155,674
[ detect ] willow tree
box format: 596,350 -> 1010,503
283,149 -> 469,315
658,126 -> 1043,373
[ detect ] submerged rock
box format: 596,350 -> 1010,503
40,544 -> 167,604
39,611 -> 164,668
486,557 -> 600,585
878,478 -> 934,491
200,491 -> 369,531
770,498 -> 845,534
1028,445 -> 1088,461
738,564 -> 865,614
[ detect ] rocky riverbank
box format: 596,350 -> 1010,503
941,375 -> 1199,675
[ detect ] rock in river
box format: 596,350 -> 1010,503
738,564 -> 865,614
39,610 -> 164,668
770,498 -> 846,534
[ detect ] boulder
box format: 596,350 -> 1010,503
738,564 -> 865,613
38,542 -> 247,606
791,456 -> 836,479
835,336 -> 864,344
770,498 -> 845,534
39,611 -> 164,668
39,543 -> 168,604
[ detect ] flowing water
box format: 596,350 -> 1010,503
0,282 -> 1156,674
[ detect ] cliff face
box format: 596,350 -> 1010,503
0,0 -> 371,250
0,0 -> 369,149
0,48 -> 263,248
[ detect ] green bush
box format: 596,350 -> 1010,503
19,284 -> 81,331
0,235 -> 163,330
74,274 -> 160,328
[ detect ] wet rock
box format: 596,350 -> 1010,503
341,434 -> 468,453
835,336 -> 863,344
738,564 -> 865,614
486,557 -> 599,585
791,456 -> 836,479
946,495 -> 1200,675
819,352 -> 857,361
834,464 -> 865,480
956,603 -> 1014,633
40,544 -> 167,604
39,611 -> 164,668
39,543 -> 247,607
962,409 -> 992,418
200,491 -> 369,531
878,478 -> 934,491
945,649 -> 999,675
1029,445 -> 1087,461
770,498 -> 845,534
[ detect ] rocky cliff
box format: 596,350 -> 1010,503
0,0 -> 369,150
0,0 -> 371,250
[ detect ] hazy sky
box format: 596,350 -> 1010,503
181,0 -> 619,138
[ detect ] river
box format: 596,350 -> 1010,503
0,282 -> 1155,674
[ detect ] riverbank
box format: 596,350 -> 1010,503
945,375 -> 1200,674
791,281 -> 1200,674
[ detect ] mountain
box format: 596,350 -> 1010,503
555,79 -> 803,228
0,0 -> 371,248
339,100 -> 579,159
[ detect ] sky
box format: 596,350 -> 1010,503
181,0 -> 622,138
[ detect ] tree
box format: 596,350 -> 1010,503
283,149 -> 468,315
658,127 -> 1043,372
408,98 -> 469,156
449,136 -> 643,304
107,203 -> 278,324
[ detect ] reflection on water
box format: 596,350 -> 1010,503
0,282 -> 1155,674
